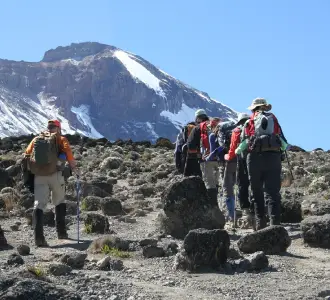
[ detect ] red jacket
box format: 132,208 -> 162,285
226,127 -> 242,161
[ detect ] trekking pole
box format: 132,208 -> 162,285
75,175 -> 81,244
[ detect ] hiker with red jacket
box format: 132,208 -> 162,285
186,109 -> 221,205
224,112 -> 255,229
24,120 -> 79,247
235,98 -> 289,230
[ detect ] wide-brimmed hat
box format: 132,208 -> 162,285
247,98 -> 272,111
235,113 -> 250,126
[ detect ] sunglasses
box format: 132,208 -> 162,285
48,125 -> 58,129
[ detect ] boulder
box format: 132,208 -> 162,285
156,176 -> 225,239
0,276 -> 81,299
84,213 -> 110,234
174,228 -> 230,271
237,225 -> 291,254
100,197 -> 123,216
281,198 -> 302,223
301,214 -> 330,249
301,197 -> 330,218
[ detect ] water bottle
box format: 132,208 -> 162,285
57,153 -> 67,169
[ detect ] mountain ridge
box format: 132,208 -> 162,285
0,42 -> 238,141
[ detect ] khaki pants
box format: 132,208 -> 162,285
34,171 -> 65,211
200,161 -> 220,189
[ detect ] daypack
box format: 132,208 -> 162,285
29,131 -> 59,176
175,122 -> 196,173
200,121 -> 212,156
245,111 -> 282,151
217,120 -> 236,154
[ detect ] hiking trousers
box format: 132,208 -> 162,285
184,158 -> 202,177
247,151 -> 282,226
222,161 -> 237,198
200,161 -> 220,189
236,157 -> 251,210
34,171 -> 66,211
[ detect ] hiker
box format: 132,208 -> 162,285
24,120 -> 79,247
216,120 -> 237,223
235,98 -> 289,230
184,109 -> 210,177
186,110 -> 222,205
174,122 -> 196,174
224,112 -> 255,229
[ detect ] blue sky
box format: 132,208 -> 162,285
1,0 -> 329,150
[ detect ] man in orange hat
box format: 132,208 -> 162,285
24,119 -> 79,247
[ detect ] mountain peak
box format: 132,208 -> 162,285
41,42 -> 117,63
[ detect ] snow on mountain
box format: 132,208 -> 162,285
113,50 -> 166,99
0,42 -> 238,141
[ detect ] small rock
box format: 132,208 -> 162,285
7,253 -> 24,265
109,259 -> 124,271
139,238 -> 158,247
142,245 -> 165,258
61,252 -> 87,269
96,256 -> 111,270
247,251 -> 269,271
48,263 -> 72,276
17,244 -> 30,256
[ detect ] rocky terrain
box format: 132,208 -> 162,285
0,135 -> 330,300
0,42 -> 237,141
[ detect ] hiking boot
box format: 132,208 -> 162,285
33,208 -> 49,247
0,225 -> 8,249
55,203 -> 68,239
255,216 -> 267,231
207,188 -> 218,206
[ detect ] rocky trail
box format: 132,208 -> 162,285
0,135 -> 330,300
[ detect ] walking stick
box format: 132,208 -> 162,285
75,175 -> 81,244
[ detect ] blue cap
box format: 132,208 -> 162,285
58,153 -> 67,160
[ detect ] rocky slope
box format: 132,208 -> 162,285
0,135 -> 330,299
0,42 -> 237,141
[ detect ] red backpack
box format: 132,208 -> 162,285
200,121 -> 211,156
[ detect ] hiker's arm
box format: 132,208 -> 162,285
226,128 -> 241,160
24,138 -> 36,155
235,139 -> 248,155
60,137 -> 79,173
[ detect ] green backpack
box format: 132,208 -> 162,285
29,131 -> 59,175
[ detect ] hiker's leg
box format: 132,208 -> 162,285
223,161 -> 236,220
237,158 -> 250,209
33,175 -> 49,247
184,158 -> 202,177
202,161 -> 219,206
263,152 -> 282,226
50,172 -> 68,239
247,153 -> 266,230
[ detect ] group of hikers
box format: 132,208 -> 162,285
174,97 -> 290,231
0,97 -> 290,249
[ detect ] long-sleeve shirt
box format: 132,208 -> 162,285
226,126 -> 242,161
